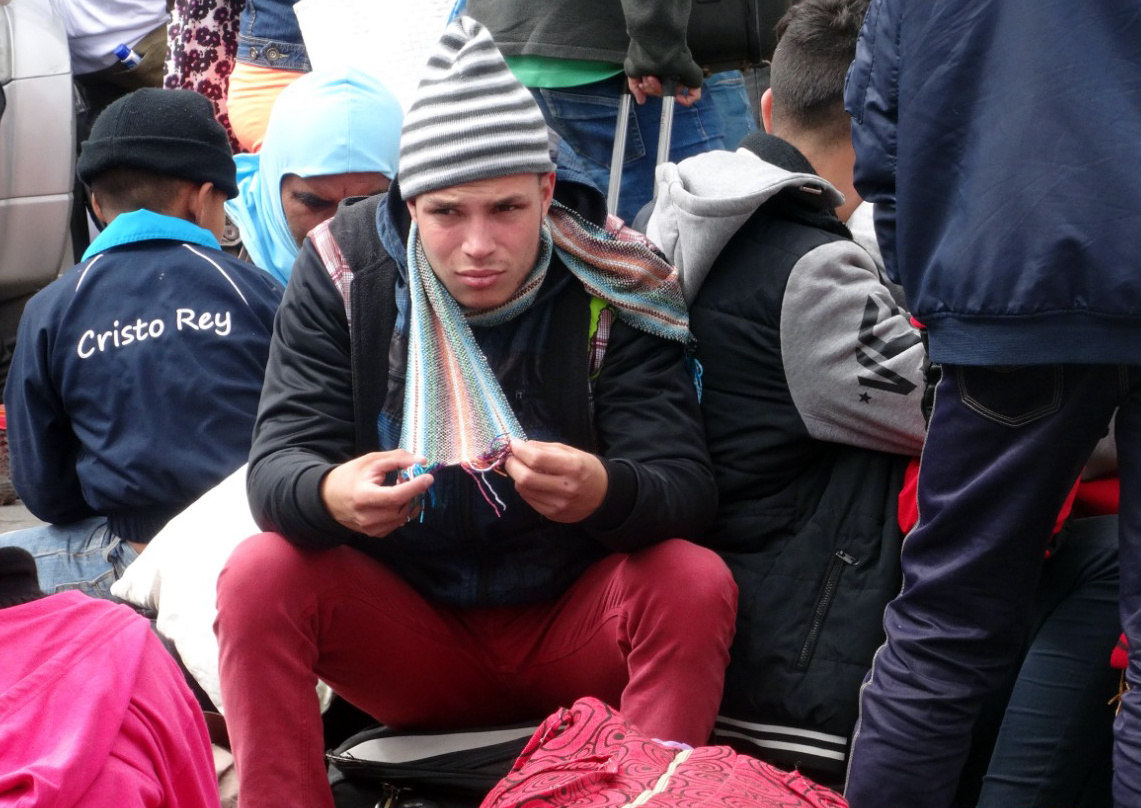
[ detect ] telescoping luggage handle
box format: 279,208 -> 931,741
606,79 -> 678,217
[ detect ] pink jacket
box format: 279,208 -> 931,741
0,591 -> 220,808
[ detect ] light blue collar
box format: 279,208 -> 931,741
81,209 -> 220,260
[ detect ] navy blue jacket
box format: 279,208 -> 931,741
845,0 -> 1141,365
4,211 -> 283,542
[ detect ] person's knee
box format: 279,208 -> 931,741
1,519 -> 116,595
0,526 -> 48,556
217,532 -> 309,612
1,518 -> 102,556
631,539 -> 738,621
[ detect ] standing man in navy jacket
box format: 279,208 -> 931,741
842,2 -> 1141,806
2,88 -> 283,599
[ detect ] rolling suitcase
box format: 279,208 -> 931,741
605,0 -> 793,217
606,87 -> 676,218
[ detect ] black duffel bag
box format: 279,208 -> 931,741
328,721 -> 539,808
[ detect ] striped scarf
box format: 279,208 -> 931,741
400,201 -> 689,489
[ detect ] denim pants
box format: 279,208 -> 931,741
972,513 -> 1119,808
236,0 -> 311,69
1,516 -> 139,600
844,364 -> 1141,808
702,70 -> 758,150
533,75 -> 728,223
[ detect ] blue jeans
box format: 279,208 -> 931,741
702,70 -> 758,150
1,516 -> 139,600
237,0 -> 311,70
844,364 -> 1141,808
972,514 -> 1119,808
533,75 -> 727,224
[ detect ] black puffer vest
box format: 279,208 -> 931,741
690,168 -> 906,786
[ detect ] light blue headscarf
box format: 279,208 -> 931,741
226,67 -> 403,285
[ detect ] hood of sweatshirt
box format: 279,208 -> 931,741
646,135 -> 844,303
0,592 -> 155,807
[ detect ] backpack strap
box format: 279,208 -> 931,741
318,194 -> 400,453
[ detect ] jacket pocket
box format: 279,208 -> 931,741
795,549 -> 860,671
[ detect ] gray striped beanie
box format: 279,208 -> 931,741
398,16 -> 556,199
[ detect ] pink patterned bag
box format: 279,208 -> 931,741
480,698 -> 848,808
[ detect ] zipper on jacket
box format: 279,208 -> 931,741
795,549 -> 860,671
462,475 -> 490,606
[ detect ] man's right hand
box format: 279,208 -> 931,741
627,75 -> 701,107
320,450 -> 435,538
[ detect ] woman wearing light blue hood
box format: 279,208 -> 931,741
225,67 -> 402,285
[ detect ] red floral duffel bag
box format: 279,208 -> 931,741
480,698 -> 848,808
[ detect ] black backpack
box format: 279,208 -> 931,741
328,722 -> 538,808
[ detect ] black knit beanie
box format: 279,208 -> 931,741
77,87 -> 238,198
0,547 -> 45,609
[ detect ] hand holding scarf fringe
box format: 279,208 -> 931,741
399,201 -> 691,517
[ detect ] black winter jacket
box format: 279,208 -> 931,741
684,142 -> 908,785
246,179 -> 717,607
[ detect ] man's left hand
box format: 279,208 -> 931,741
504,439 -> 608,523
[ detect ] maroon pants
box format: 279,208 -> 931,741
215,534 -> 737,808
